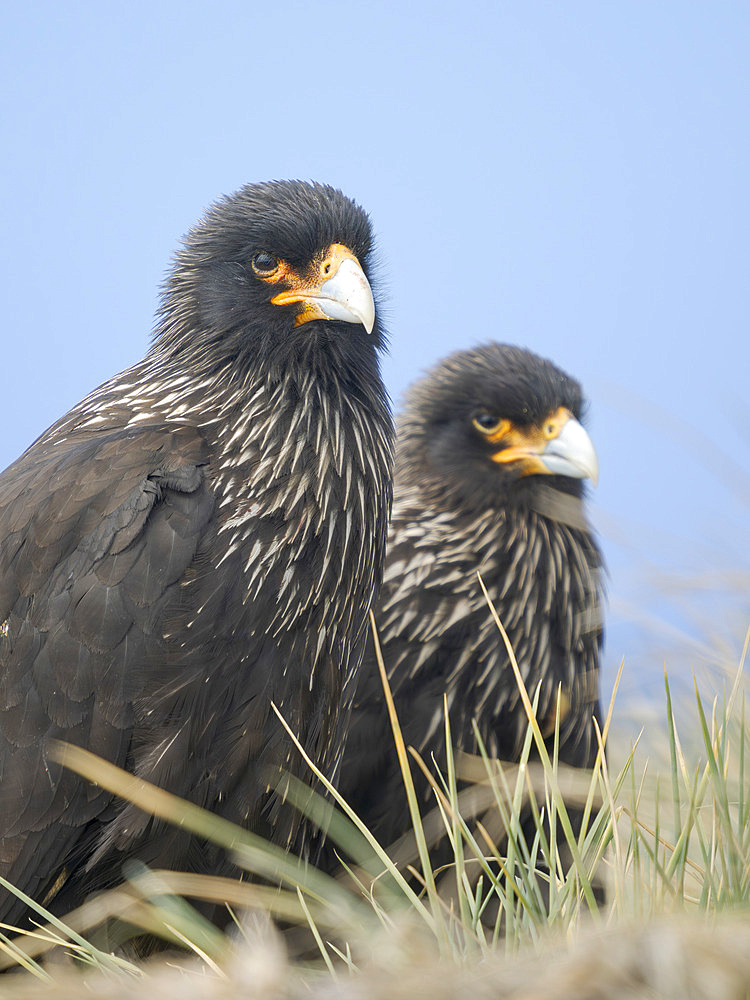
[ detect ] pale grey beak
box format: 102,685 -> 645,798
316,256 -> 375,333
540,416 -> 599,486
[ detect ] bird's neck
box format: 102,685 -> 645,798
390,487 -> 598,621
201,353 -> 393,638
210,362 -> 388,501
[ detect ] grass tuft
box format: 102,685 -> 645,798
0,621 -> 746,994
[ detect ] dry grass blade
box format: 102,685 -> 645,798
268,701 -> 435,928
49,742 -> 357,922
0,874 -> 136,975
368,611 -> 446,940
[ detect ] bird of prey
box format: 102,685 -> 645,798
335,343 -> 602,853
0,180 -> 394,924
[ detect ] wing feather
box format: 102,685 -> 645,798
0,423 -> 213,917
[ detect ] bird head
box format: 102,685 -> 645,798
397,343 -> 598,513
155,180 -> 382,373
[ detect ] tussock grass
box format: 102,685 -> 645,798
0,603 -> 747,996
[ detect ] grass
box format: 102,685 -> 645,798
0,597 -> 748,992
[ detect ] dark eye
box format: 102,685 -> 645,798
472,411 -> 502,433
251,251 -> 279,276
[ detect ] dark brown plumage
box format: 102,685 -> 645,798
0,180 -> 394,924
333,343 -> 603,853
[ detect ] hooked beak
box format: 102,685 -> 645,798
539,416 -> 599,485
492,409 -> 599,486
271,244 -> 375,334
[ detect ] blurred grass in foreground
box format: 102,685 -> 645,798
0,601 -> 747,996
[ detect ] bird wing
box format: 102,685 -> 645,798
0,422 -> 213,919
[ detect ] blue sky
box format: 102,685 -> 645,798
3,2 -> 749,715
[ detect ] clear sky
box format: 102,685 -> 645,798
3,1 -> 749,718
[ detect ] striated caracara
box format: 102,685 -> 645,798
0,180 -> 394,924
335,343 -> 602,854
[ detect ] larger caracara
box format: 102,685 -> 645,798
0,180 -> 393,923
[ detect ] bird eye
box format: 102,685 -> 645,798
251,251 -> 279,276
472,412 -> 505,435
